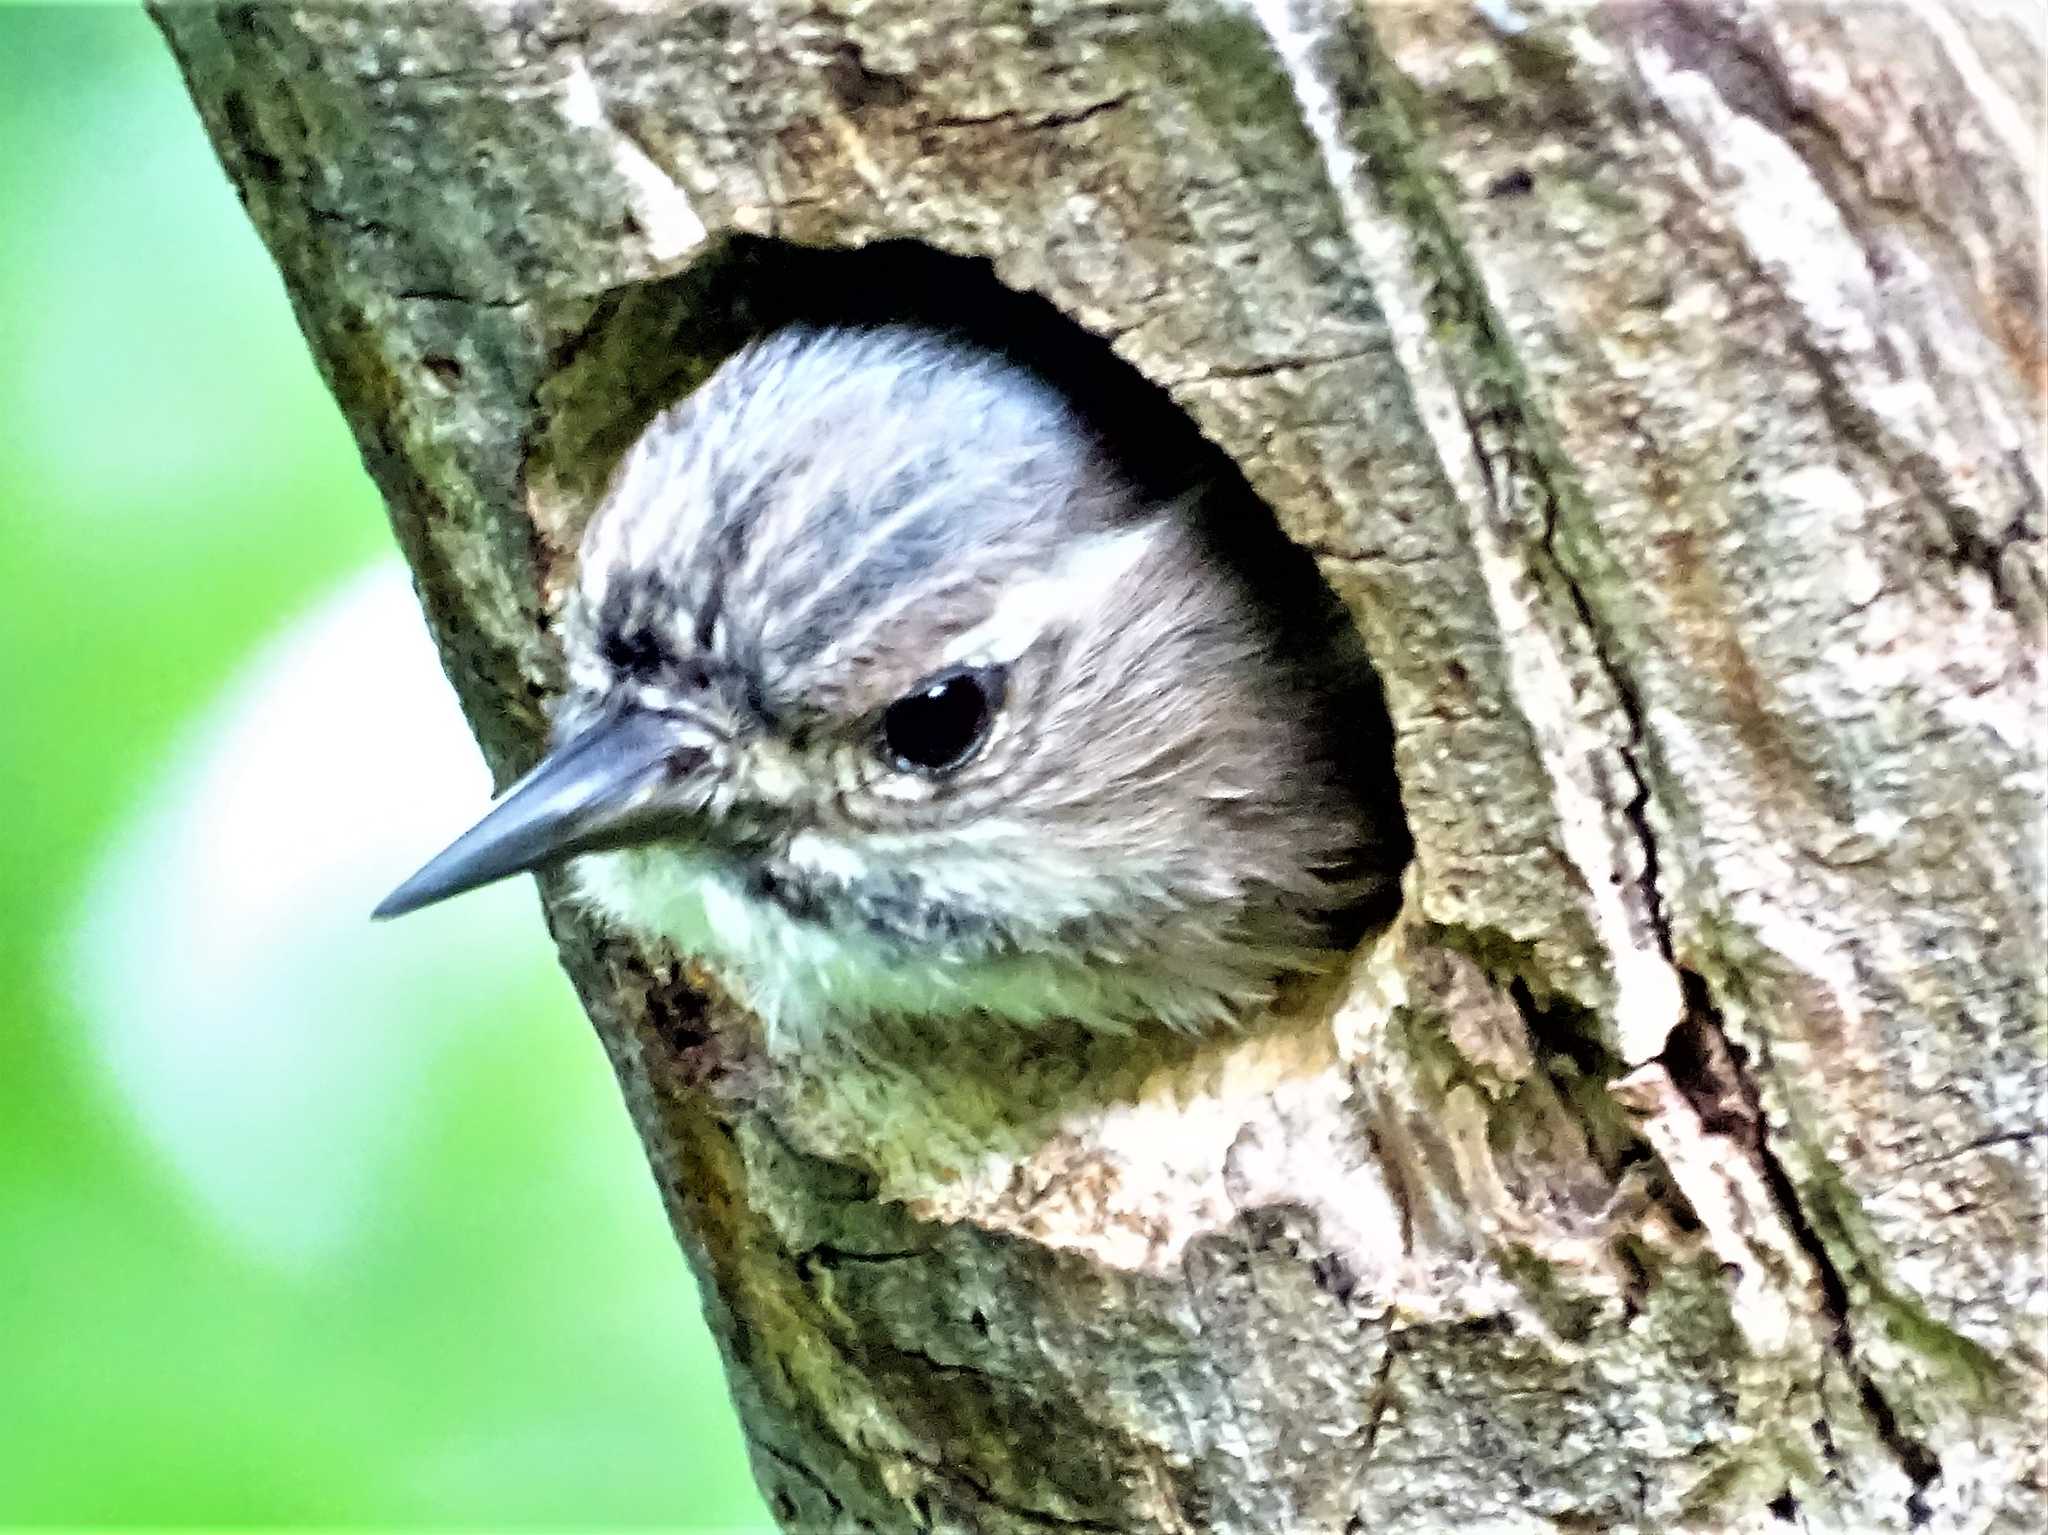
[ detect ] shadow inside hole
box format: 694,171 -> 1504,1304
535,234 -> 1271,519
527,237 -> 1413,1151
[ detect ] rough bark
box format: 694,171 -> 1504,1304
152,2 -> 2043,1530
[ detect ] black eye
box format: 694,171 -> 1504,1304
601,624 -> 668,676
879,666 -> 1005,776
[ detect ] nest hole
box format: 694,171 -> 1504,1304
528,236 -> 1411,933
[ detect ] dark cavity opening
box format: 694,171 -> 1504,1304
528,236 -> 1412,930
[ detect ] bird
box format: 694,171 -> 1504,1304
376,323 -> 1407,1054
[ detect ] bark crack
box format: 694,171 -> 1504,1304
1171,346 -> 1379,382
1530,202 -> 1950,1535
1359,1339 -> 1400,1463
1893,1129 -> 2042,1175
750,1433 -> 854,1521
1664,975 -> 1944,1523
900,1447 -> 1126,1534
794,1242 -> 932,1272
923,95 -> 1133,133
1263,5 -> 1956,1519
391,286 -> 528,309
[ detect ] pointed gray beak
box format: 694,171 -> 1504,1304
373,705 -> 710,919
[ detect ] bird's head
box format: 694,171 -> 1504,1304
379,326 -> 1393,1041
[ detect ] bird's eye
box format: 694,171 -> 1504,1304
601,624 -> 668,676
879,666 -> 1005,776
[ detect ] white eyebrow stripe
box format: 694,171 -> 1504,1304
940,522 -> 1162,667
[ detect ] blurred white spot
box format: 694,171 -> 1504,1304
64,561 -> 556,1269
1473,0 -> 1532,36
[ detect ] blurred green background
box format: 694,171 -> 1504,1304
0,6 -> 772,1527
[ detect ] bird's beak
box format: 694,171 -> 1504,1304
373,705 -> 709,919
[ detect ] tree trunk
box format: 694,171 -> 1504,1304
152,2 -> 2042,1530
